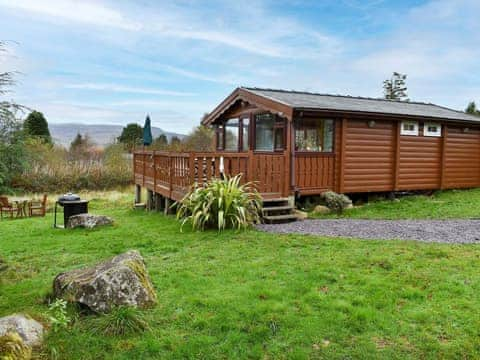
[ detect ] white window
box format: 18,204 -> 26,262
424,122 -> 442,137
400,121 -> 419,136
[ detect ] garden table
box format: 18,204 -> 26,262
9,197 -> 31,218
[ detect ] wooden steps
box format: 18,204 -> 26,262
262,198 -> 298,224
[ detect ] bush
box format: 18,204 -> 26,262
176,174 -> 262,231
323,191 -> 352,214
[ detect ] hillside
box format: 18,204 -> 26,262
49,123 -> 185,147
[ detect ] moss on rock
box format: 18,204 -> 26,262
0,332 -> 32,360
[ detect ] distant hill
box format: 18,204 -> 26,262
49,123 -> 185,147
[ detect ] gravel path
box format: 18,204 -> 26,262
257,219 -> 480,244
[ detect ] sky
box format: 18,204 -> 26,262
0,0 -> 479,134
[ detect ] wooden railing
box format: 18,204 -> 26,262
133,150 -> 289,201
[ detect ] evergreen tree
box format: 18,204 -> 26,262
466,101 -> 480,116
24,110 -> 52,143
383,72 -> 409,101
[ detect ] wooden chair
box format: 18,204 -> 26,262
29,194 -> 47,217
0,196 -> 16,219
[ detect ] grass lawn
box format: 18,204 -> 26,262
1,191 -> 480,359
310,188 -> 480,219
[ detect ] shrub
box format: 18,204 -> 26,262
176,174 -> 262,231
323,191 -> 352,214
88,307 -> 150,336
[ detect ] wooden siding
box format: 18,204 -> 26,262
397,130 -> 442,190
443,126 -> 480,188
342,120 -> 395,192
295,153 -> 335,193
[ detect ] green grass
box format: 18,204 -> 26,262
1,191 -> 480,359
310,188 -> 480,219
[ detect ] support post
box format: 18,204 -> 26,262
154,193 -> 162,212
146,190 -> 154,211
164,197 -> 171,215
135,184 -> 142,204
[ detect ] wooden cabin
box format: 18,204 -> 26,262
134,87 -> 480,208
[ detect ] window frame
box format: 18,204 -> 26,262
216,117 -> 251,152
253,113 -> 286,153
294,118 -> 335,154
400,120 -> 419,136
423,122 -> 442,137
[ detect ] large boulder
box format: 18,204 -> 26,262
53,250 -> 157,313
67,214 -> 113,229
0,314 -> 43,347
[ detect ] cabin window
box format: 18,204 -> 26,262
424,122 -> 442,137
255,113 -> 285,151
242,118 -> 250,151
216,125 -> 224,150
294,118 -> 334,152
400,121 -> 418,136
224,118 -> 240,151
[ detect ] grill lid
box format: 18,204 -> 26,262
58,193 -> 80,202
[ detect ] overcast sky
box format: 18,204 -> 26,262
1,0 -> 479,134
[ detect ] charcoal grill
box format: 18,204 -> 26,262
54,193 -> 89,228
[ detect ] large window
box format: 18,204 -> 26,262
216,118 -> 249,151
295,118 -> 334,152
255,113 -> 285,151
224,118 -> 239,151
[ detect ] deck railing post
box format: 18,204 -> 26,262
189,152 -> 195,185
168,153 -> 173,200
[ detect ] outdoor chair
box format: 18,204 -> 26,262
29,194 -> 48,217
0,196 -> 16,219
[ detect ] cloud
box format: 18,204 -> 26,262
0,0 -> 141,31
65,83 -> 196,97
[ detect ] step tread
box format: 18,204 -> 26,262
262,205 -> 294,212
263,214 -> 298,221
263,197 -> 290,203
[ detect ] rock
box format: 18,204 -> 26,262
0,314 -> 43,347
346,203 -> 354,210
53,250 -> 157,313
67,214 -> 113,229
294,210 -> 308,220
313,205 -> 330,214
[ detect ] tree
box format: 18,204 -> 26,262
183,125 -> 214,151
0,41 -> 28,191
466,101 -> 480,116
69,133 -> 95,160
169,136 -> 182,151
153,134 -> 168,149
383,72 -> 409,101
24,110 -> 52,143
118,123 -> 142,151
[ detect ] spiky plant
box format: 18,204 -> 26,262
88,307 -> 150,337
176,174 -> 262,231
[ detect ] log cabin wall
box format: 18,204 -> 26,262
341,119 -> 396,193
443,126 -> 480,188
397,124 -> 442,190
335,118 -> 480,194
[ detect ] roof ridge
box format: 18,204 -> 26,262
241,86 -> 445,108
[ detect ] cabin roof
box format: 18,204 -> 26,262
242,87 -> 480,123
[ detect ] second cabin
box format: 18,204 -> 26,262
134,87 -> 480,203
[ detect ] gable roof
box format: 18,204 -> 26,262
242,87 -> 480,123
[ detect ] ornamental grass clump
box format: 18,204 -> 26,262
176,174 -> 262,231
